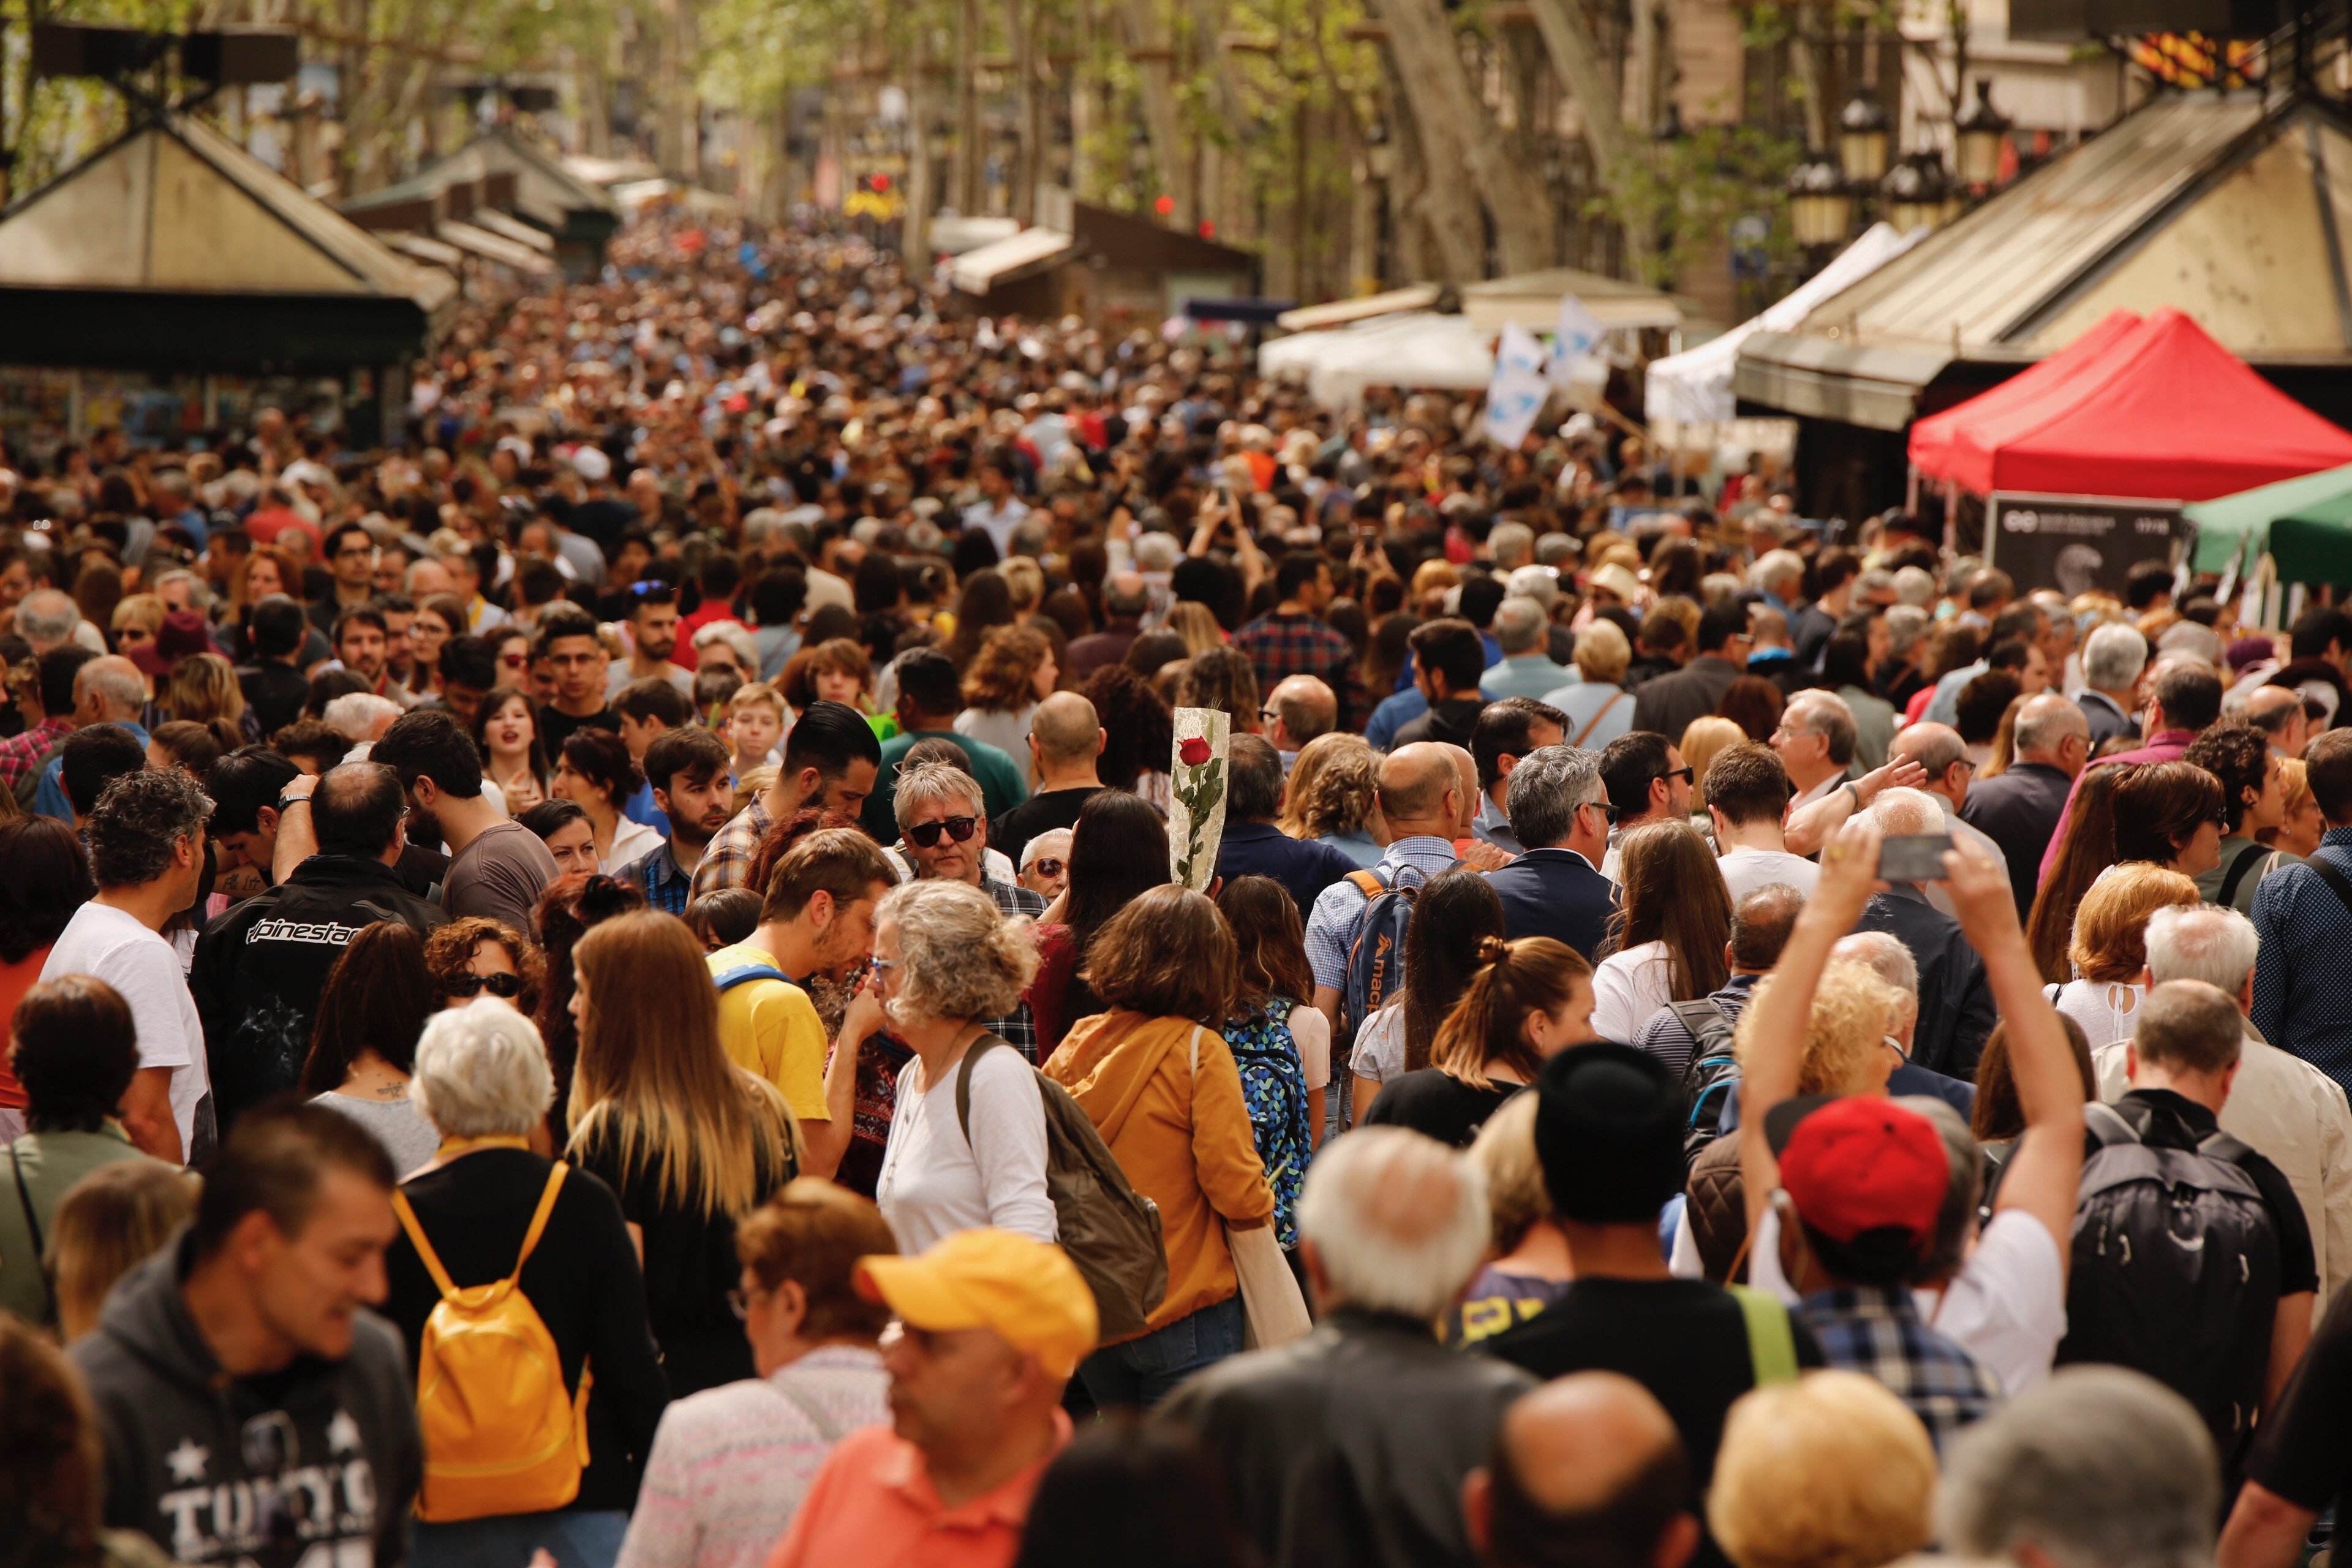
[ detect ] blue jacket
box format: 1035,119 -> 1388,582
1483,847 -> 1616,962
1217,821 -> 1362,923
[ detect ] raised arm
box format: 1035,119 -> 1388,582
1740,817 -> 1885,1235
1782,757 -> 1926,858
1941,835 -> 2084,1272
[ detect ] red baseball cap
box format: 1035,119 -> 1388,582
1765,1096 -> 1947,1249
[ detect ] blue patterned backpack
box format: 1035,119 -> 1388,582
1225,999 -> 1314,1248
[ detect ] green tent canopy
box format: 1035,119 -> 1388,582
2185,462 -> 2352,584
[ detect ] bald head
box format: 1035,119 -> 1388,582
2244,684 -> 2309,755
1030,691 -> 1104,765
1379,742 -> 1466,834
1267,674 -> 1338,752
1441,744 -> 1479,833
1891,722 -> 1969,804
2013,692 -> 2091,770
1469,1374 -> 1695,1568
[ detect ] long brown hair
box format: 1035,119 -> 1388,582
300,922 -> 434,1094
1607,820 -> 1732,1002
569,911 -> 794,1216
1401,869 -> 1509,1071
1433,935 -> 1594,1091
1084,886 -> 1238,1027
961,625 -> 1053,712
2026,766 -> 2125,983
1215,875 -> 1314,1014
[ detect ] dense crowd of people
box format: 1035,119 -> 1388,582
6,212 -> 2352,1568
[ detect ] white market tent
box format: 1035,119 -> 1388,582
1644,223 -> 1925,428
1259,312 -> 1496,406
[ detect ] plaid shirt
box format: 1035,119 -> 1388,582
979,875 -> 1047,1060
1797,1285 -> 2002,1453
624,839 -> 695,917
1231,611 -> 1370,731
691,794 -> 775,901
0,717 -> 70,795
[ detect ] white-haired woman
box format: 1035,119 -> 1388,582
384,1000 -> 671,1568
869,878 -> 1055,1252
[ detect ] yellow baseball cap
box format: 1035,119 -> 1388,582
855,1229 -> 1100,1378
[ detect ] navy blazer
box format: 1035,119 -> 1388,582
1854,885 -> 1999,1081
1216,820 -> 1363,922
1483,848 -> 1617,961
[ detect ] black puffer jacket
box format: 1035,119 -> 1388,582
190,854 -> 445,1133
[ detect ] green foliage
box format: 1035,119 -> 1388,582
1586,121 -> 1801,288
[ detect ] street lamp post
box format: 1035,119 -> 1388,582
1954,78 -> 2011,189
1839,85 -> 1891,184
1787,148 -> 1853,249
1883,149 -> 1954,232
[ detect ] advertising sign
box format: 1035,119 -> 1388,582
1986,491 -> 2185,598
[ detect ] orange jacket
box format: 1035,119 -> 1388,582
1044,1011 -> 1273,1338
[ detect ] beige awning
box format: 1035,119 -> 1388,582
1276,285 -> 1444,331
1460,266 -> 1687,333
382,231 -> 466,269
467,208 -> 556,252
949,226 -> 1079,295
434,220 -> 556,273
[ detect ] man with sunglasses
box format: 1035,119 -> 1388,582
1485,745 -> 1617,959
190,762 -> 447,1134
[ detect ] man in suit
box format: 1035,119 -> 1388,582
1216,734 -> 1362,919
1630,605 -> 1750,744
1959,693 -> 2089,921
1485,745 -> 1617,960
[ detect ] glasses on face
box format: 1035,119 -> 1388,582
1259,706 -> 1280,723
726,1283 -> 767,1320
336,545 -> 374,560
1659,766 -> 1695,785
446,970 -> 524,999
1028,857 -> 1066,878
905,815 -> 978,848
1883,1034 -> 1911,1063
868,956 -> 900,981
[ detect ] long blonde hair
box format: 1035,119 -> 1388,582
167,652 -> 247,729
568,911 -> 796,1216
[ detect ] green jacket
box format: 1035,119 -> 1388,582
0,1126 -> 164,1325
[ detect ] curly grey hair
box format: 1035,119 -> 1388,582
86,767 -> 213,889
875,879 -> 1038,1027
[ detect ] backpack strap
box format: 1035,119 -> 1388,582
391,1187 -> 461,1300
1344,868 -> 1393,900
2084,1100 -> 2143,1149
1571,689 -> 1629,749
7,1145 -> 55,1325
2217,840 -> 2269,908
954,1033 -> 1008,1147
1666,998 -> 1733,1048
766,1378 -> 850,1445
509,1164 -> 570,1283
1729,1284 -> 1798,1385
391,1162 -> 569,1301
2307,852 -> 2352,923
715,962 -> 793,994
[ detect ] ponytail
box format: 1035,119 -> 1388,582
1431,937 -> 1593,1092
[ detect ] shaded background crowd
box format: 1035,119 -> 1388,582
3,211 -> 2352,1568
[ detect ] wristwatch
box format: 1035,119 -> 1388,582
276,793 -> 313,813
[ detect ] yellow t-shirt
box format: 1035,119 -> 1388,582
706,941 -> 830,1123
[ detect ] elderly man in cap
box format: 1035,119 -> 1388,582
770,1228 -> 1095,1568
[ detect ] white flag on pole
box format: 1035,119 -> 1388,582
1548,295 -> 1607,388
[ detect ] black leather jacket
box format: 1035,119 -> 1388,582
1158,1308 -> 1534,1568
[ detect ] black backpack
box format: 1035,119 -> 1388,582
2056,1100 -> 2281,1457
1672,999 -> 1740,1169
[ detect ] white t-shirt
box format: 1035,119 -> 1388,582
603,816 -> 666,875
1351,1005 -> 1408,1087
1591,940 -> 1676,1042
42,902 -> 210,1161
1717,845 -> 1820,903
875,1042 -> 1057,1253
2052,978 -> 2146,1051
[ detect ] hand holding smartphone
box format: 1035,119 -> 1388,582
1878,831 -> 1954,883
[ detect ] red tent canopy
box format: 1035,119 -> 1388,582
1906,307 -> 2352,501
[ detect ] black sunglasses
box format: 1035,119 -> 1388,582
1581,798 -> 1621,823
907,815 -> 979,848
1029,856 -> 1065,878
447,970 -> 524,999
1659,766 -> 1695,785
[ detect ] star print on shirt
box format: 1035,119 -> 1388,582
165,1437 -> 209,1483
326,1410 -> 361,1455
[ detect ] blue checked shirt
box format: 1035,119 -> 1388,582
1304,835 -> 1463,993
979,876 -> 1047,1061
623,839 -> 694,917
1797,1285 -> 2002,1453
2251,827 -> 2352,1098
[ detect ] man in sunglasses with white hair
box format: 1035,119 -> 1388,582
894,759 -> 1045,1058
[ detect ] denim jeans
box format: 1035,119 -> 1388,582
412,1510 -> 628,1568
1078,1292 -> 1246,1410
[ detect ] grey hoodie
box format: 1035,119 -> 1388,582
69,1232 -> 421,1568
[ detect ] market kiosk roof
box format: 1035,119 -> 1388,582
0,111 -> 454,371
1908,306 -> 2352,500
1736,91 -> 2352,429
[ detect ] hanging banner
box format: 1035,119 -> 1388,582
1548,295 -> 1607,387
1487,325 -> 1551,448
1985,491 -> 2185,598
